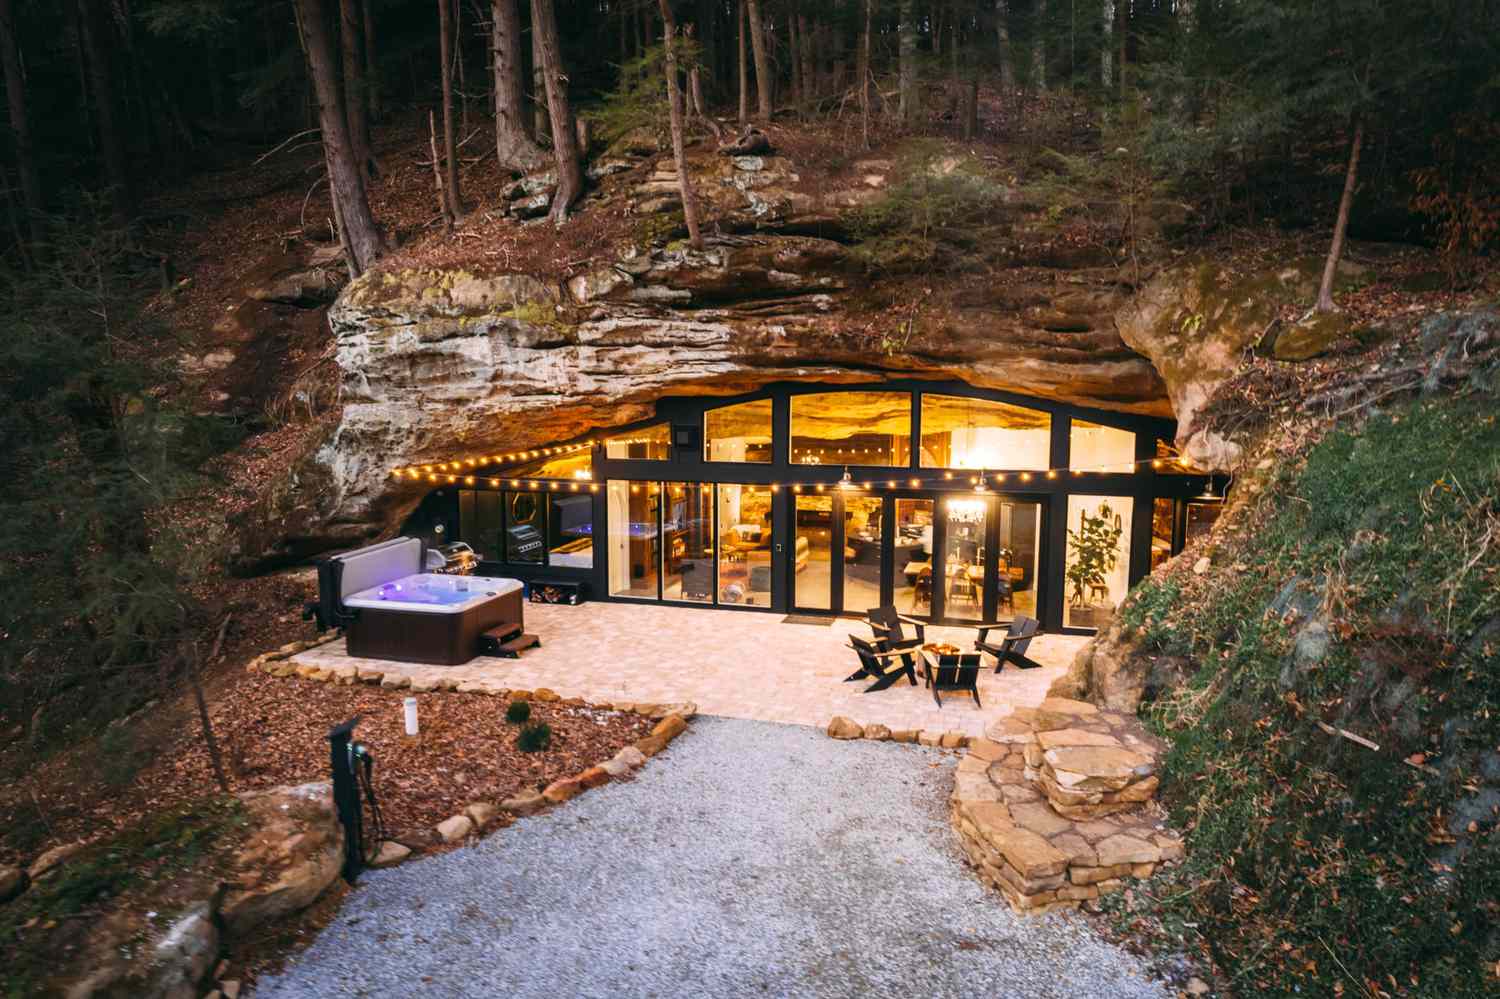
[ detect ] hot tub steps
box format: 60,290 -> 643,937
480,623 -> 541,659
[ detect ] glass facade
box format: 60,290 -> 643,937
842,494 -> 884,614
919,395 -> 1050,470
416,381 -> 1215,635
606,423 -> 671,460
1064,495 -> 1132,629
794,493 -> 834,609
607,481 -> 660,597
1070,419 -> 1137,473
717,484 -> 774,606
893,498 -> 934,616
705,399 -> 773,463
790,391 -> 911,467
996,499 -> 1041,620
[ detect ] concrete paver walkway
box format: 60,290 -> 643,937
290,602 -> 1088,737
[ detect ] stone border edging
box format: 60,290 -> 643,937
244,645 -> 701,868
824,715 -> 972,748
374,706 -> 696,868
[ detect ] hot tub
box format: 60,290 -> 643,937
344,573 -> 524,666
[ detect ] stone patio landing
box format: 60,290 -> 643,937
950,696 -> 1184,913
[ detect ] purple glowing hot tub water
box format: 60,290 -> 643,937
344,573 -> 520,615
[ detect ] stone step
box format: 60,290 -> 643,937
951,701 -> 1181,913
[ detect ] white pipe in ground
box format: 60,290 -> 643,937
404,696 -> 419,736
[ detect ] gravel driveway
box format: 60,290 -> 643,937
255,718 -> 1168,999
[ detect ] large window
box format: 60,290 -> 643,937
790,391 -> 911,467
505,489 -> 546,563
458,487 -> 592,568
1070,419 -> 1137,473
607,481 -> 660,597
717,484 -> 774,606
605,423 -> 671,460
919,395 -> 1050,470
547,492 -> 594,568
1064,495 -> 1132,630
705,399 -> 773,463
663,482 -> 714,603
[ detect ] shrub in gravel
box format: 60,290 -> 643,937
505,700 -> 532,725
517,722 -> 551,752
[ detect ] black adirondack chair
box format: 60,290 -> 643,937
974,616 -> 1045,672
867,605 -> 928,648
845,634 -> 919,692
922,650 -> 983,708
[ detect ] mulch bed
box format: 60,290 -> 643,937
6,670 -> 653,862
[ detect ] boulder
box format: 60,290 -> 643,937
501,791 -> 547,816
147,903 -> 220,999
862,723 -> 892,741
464,802 -> 499,828
827,716 -> 863,740
435,814 -> 474,843
218,782 -> 344,939
651,714 -> 687,742
612,745 -> 648,770
541,777 -> 584,803
248,267 -> 342,307
370,841 -> 412,868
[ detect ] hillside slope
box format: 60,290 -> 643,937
1063,310 -> 1500,994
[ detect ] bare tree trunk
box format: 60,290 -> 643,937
1316,117 -> 1363,314
745,0 -> 773,119
78,0 -> 133,217
531,4 -> 548,140
1100,0 -> 1112,91
530,0 -> 582,222
797,10 -> 814,106
898,0 -> 917,123
0,0 -> 42,227
657,0 -> 702,250
493,0 -> 546,171
1115,0 -> 1126,97
1032,0 -> 1046,91
339,0 -> 376,179
996,0 -> 1014,90
737,0 -> 749,126
361,0 -> 380,117
456,0 -> 469,136
858,0 -> 872,149
437,0 -> 462,218
294,0 -> 384,274
787,9 -> 801,108
429,109 -> 452,228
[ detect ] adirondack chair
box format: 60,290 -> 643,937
844,634 -> 919,693
974,616 -> 1046,672
866,605 -> 928,649
922,650 -> 983,708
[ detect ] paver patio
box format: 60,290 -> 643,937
289,602 -> 1088,737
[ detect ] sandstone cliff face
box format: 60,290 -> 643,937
234,149 -> 1177,566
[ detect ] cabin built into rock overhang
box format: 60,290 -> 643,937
393,379 -> 1225,635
